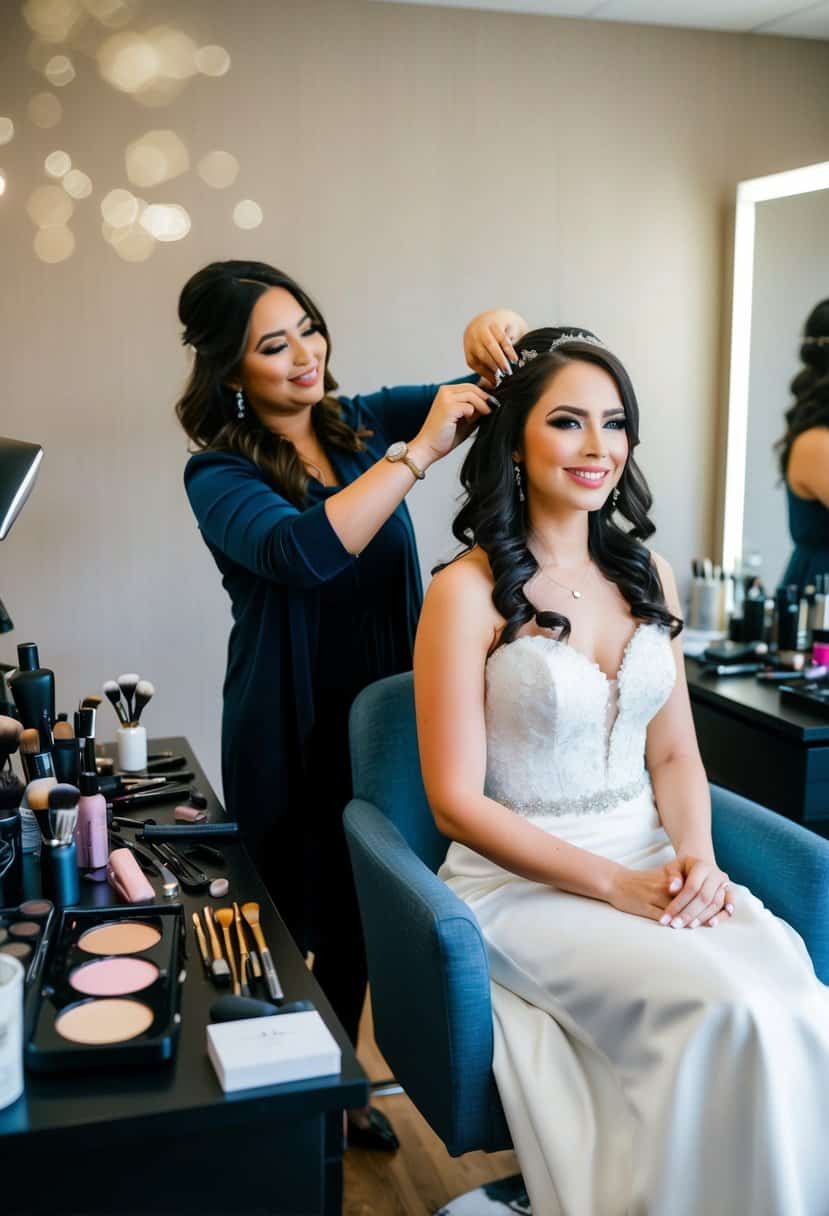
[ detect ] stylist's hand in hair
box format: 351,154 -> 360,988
412,383 -> 497,463
464,308 -> 529,385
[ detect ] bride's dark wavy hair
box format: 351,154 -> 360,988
777,298 -> 829,477
447,327 -> 682,651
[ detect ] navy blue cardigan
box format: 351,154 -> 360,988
184,379 -> 470,852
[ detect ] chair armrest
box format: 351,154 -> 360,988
344,799 -> 511,1155
711,784 -> 829,982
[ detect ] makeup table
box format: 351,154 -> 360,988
686,660 -> 829,833
0,737 -> 368,1216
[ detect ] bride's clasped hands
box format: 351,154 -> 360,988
606,854 -> 735,928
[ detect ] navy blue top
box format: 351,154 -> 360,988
184,379 -> 472,857
783,484 -> 829,593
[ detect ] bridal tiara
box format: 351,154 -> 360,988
515,332 -> 606,370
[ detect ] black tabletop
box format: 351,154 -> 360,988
0,737 -> 368,1145
685,659 -> 829,744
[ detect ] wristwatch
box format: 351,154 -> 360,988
384,441 -> 425,480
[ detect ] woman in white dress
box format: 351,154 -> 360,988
413,328 -> 829,1216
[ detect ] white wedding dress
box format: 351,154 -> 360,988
439,623 -> 829,1216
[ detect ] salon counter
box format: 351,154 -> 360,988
0,736 -> 368,1216
686,660 -> 829,832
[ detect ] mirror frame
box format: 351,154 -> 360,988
721,159 -> 829,574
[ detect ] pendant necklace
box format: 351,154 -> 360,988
531,536 -> 593,600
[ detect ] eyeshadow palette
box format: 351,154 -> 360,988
0,899 -> 54,988
25,902 -> 185,1074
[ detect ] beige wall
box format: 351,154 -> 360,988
1,0 -> 828,795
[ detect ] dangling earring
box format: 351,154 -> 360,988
235,388 -> 246,420
513,462 -> 525,503
611,486 -> 620,507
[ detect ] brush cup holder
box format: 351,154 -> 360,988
117,725 -> 147,773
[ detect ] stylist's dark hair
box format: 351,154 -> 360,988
441,327 -> 682,650
175,261 -> 368,505
777,298 -> 829,478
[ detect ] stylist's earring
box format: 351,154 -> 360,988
513,462 -> 525,503
236,389 -> 246,420
611,486 -> 620,507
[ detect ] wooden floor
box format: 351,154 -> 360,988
344,996 -> 519,1216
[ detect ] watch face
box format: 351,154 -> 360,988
386,441 -> 407,460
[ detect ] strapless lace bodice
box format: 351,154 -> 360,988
484,622 -> 675,818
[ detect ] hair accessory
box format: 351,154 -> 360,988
235,389 -> 246,420
513,462 -> 525,503
802,336 -> 829,346
516,332 -> 607,370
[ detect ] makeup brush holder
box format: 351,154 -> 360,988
117,725 -> 147,773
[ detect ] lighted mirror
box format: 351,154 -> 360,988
722,160 -> 829,587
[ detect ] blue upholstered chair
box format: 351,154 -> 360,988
344,670 -> 829,1162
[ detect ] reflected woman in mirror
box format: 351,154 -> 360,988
778,298 -> 829,592
176,259 -> 527,1150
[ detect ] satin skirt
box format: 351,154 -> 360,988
439,789 -> 829,1216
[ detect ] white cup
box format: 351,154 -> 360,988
0,953 -> 24,1111
117,725 -> 148,773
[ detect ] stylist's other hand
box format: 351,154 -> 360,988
659,855 -> 735,929
464,309 -> 529,386
606,862 -> 687,923
411,383 -> 495,465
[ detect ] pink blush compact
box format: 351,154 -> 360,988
69,956 -> 159,997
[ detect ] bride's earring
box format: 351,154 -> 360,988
235,388 -> 246,420
611,486 -> 620,507
513,462 -> 525,503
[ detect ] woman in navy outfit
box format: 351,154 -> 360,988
779,298 -> 829,593
177,260 -> 526,1147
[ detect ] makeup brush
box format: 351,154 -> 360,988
26,776 -> 59,844
80,694 -> 103,711
0,771 -> 24,812
0,715 -> 23,769
202,907 -> 231,986
19,727 -> 55,782
38,708 -> 53,754
192,912 -> 211,976
214,907 -> 240,996
132,680 -> 154,726
51,718 -> 79,785
103,680 -> 128,726
232,901 -> 251,996
117,673 -> 141,724
53,720 -> 74,741
241,902 -> 283,1001
47,782 -> 80,844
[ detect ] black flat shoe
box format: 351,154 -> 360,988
346,1106 -> 400,1152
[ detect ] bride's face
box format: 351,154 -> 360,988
515,359 -> 629,512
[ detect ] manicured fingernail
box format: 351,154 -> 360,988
690,918 -> 699,928
725,904 -> 734,915
659,914 -> 671,926
670,879 -> 681,892
708,918 -> 718,928
671,918 -> 684,929
487,395 -> 499,408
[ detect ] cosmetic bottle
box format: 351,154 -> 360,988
798,586 -> 814,653
8,643 -> 55,730
742,579 -> 766,643
75,772 -> 108,870
775,585 -> 800,653
41,840 -> 80,907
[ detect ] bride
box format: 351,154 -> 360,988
413,328 -> 829,1216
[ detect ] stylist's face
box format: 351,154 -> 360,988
237,287 -> 328,417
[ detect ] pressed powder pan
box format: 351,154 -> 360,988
79,921 -> 161,956
56,998 -> 155,1044
70,956 -> 159,996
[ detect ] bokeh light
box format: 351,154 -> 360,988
101,187 -> 139,227
126,129 -> 189,187
0,173 -> 6,197
0,118 -> 14,146
34,225 -> 75,262
23,0 -> 84,44
197,150 -> 239,189
45,150 -> 72,177
139,202 -> 190,241
97,31 -> 159,93
103,219 -> 155,261
148,25 -> 196,80
194,45 -> 230,77
28,92 -> 63,128
233,199 -> 263,230
45,54 -> 76,86
62,168 -> 93,197
83,0 -> 141,28
27,184 -> 74,226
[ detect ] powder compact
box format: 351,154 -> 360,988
0,899 -> 55,988
25,903 -> 185,1073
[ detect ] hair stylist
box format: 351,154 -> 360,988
176,260 -> 527,1149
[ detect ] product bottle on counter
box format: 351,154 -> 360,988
7,642 -> 55,729
75,772 -> 108,870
